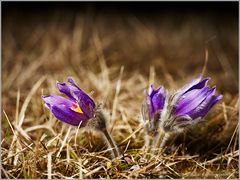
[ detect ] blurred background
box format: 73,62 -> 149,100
3,2 -> 238,93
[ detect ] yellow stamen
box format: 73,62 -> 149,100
70,103 -> 83,114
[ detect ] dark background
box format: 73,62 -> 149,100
2,1 -> 238,16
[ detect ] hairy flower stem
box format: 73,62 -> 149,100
142,133 -> 153,159
150,132 -> 162,155
87,108 -> 121,159
159,132 -> 171,149
142,120 -> 158,159
102,128 -> 121,158
151,131 -> 171,155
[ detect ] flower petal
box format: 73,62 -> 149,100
189,88 -> 223,119
42,94 -> 89,126
67,77 -> 95,118
147,85 -> 166,119
42,94 -> 73,108
184,78 -> 210,94
152,87 -> 165,113
175,86 -> 211,115
176,74 -> 202,95
51,105 -> 89,126
56,82 -> 78,101
148,84 -> 161,98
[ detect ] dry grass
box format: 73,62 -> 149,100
2,6 -> 239,179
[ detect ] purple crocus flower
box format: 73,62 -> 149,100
161,74 -> 223,132
42,77 -> 95,126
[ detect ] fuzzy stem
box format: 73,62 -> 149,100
151,131 -> 171,155
102,128 -> 120,158
142,133 -> 151,159
150,132 -> 162,155
86,107 -> 121,159
143,131 -> 150,151
159,132 -> 171,149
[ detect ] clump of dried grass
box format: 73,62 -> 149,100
2,10 -> 238,178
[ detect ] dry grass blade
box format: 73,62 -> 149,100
200,150 -> 239,165
110,66 -> 124,128
56,126 -> 72,158
84,166 -> 104,178
119,122 -> 146,146
201,48 -> 209,76
48,152 -> 54,179
18,76 -> 46,126
3,110 -> 16,137
225,123 -> 239,153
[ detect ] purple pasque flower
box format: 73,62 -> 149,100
147,84 -> 166,120
142,84 -> 166,134
42,77 -> 95,126
161,74 -> 223,132
174,74 -> 222,119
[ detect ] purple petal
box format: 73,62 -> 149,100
148,84 -> 161,98
147,85 -> 166,119
42,94 -> 89,126
175,86 -> 212,115
42,94 -> 73,108
66,77 -> 96,118
184,78 -> 210,94
177,74 -> 202,96
189,89 -> 223,119
51,105 -> 89,126
147,94 -> 155,118
56,82 -> 78,101
152,87 -> 165,112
